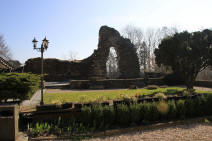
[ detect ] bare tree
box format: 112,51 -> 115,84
106,47 -> 119,79
122,25 -> 178,73
0,35 -> 12,60
122,25 -> 149,72
68,51 -> 78,61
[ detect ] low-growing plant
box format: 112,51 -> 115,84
157,101 -> 169,115
26,94 -> 212,138
176,100 -> 186,119
130,104 -> 140,124
91,105 -> 104,129
167,100 -> 177,119
138,102 -> 150,123
154,93 -> 167,100
95,96 -> 104,103
102,106 -> 115,129
116,104 -> 131,126
79,96 -> 86,103
147,102 -> 160,121
28,122 -> 51,137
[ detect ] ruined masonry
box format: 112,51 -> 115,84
24,26 -> 140,81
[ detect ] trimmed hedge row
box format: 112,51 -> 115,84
0,73 -> 40,102
27,94 -> 212,133
76,94 -> 212,129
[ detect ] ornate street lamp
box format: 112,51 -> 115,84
32,37 -> 49,105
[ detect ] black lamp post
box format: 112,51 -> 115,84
32,37 -> 49,105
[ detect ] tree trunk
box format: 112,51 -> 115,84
185,74 -> 195,90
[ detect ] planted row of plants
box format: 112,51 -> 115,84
27,94 -> 212,137
0,73 -> 40,102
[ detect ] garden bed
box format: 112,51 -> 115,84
21,89 -> 212,138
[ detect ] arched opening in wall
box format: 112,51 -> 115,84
106,47 -> 119,79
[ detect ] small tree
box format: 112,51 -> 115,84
155,29 -> 212,90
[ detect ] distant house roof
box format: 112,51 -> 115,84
0,57 -> 14,70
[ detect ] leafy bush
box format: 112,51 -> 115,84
137,103 -> 149,124
116,104 -> 131,127
205,94 -> 212,114
26,94 -> 212,137
80,105 -> 115,130
154,93 -> 167,100
130,104 -> 141,124
0,73 -> 40,102
167,100 -> 177,119
157,101 -> 169,115
102,106 -> 115,129
91,105 -> 104,129
147,102 -> 160,121
176,100 -> 186,119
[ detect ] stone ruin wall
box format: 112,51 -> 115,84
24,26 -> 140,81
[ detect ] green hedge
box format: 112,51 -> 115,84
0,73 -> 40,102
26,94 -> 212,136
78,95 -> 212,129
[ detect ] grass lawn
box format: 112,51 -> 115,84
44,87 -> 180,104
44,87 -> 212,104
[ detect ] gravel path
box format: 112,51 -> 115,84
86,122 -> 212,141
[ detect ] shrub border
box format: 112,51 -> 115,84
28,115 -> 212,140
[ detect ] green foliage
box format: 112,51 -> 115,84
138,103 -> 150,123
90,105 -> 104,129
28,122 -> 51,137
26,94 -> 212,137
155,29 -> 212,89
0,73 -> 40,101
176,100 -> 186,119
130,104 -> 141,124
102,106 -> 115,129
167,100 -> 177,119
147,102 -> 160,121
116,104 -> 131,126
80,105 -> 115,130
157,101 -> 169,115
28,120 -> 92,138
154,93 -> 167,100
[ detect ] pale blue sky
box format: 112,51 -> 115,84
1,0 -> 212,63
